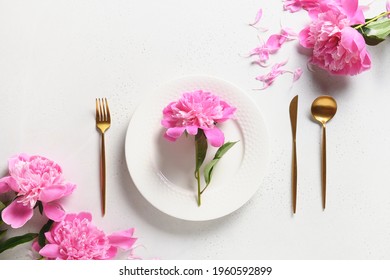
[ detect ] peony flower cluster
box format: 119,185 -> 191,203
34,212 -> 137,260
162,90 -> 236,147
0,153 -> 139,260
297,0 -> 372,75
0,154 -> 76,228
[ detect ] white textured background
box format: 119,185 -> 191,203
1,0 -> 390,259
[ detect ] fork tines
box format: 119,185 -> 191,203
96,98 -> 111,122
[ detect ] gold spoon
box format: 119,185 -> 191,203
311,95 -> 337,210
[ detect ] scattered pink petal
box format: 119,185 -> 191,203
283,0 -> 319,13
249,46 -> 270,66
293,68 -> 303,81
255,62 -> 302,90
108,229 -> 137,250
266,34 -> 286,53
249,8 -> 263,26
255,61 -> 288,90
281,27 -> 298,41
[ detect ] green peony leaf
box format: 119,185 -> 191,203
365,18 -> 390,38
203,141 -> 238,188
0,201 -> 5,211
0,201 -> 5,226
0,229 -> 7,241
357,17 -> 390,46
195,130 -> 208,173
38,219 -> 54,248
0,233 -> 38,254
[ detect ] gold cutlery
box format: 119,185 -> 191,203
96,98 -> 111,216
289,95 -> 298,214
311,96 -> 337,210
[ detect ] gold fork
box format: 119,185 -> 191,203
96,98 -> 111,216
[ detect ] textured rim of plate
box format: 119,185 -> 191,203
125,75 -> 269,221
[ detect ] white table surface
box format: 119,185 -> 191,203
1,0 -> 390,260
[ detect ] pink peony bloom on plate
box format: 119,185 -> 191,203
0,154 -> 76,228
299,2 -> 371,75
35,212 -> 137,260
161,90 -> 236,147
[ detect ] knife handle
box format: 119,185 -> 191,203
292,139 -> 297,214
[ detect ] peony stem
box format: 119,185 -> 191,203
354,12 -> 390,29
195,169 -> 201,206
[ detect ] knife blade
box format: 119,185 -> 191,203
289,95 -> 298,214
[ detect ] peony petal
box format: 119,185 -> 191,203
0,176 -> 19,193
265,34 -> 284,53
105,246 -> 118,260
1,199 -> 34,228
163,133 -> 177,142
186,126 -> 198,135
165,127 -> 186,140
39,244 -> 61,259
204,128 -> 225,147
32,240 -> 41,252
340,0 -> 358,19
44,232 -> 56,244
249,8 -> 263,26
76,212 -> 92,222
0,176 -> 12,193
299,27 -> 312,48
43,202 -> 65,221
63,183 -> 76,197
108,229 -> 137,250
39,185 -> 67,202
281,27 -> 298,40
293,68 -> 303,82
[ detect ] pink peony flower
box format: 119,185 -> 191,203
0,154 -> 76,228
299,1 -> 371,75
161,90 -> 236,147
35,212 -> 137,260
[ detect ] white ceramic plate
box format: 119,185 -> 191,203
125,76 -> 269,221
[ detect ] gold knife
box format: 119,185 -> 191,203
289,95 -> 298,214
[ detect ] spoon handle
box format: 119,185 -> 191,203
322,124 -> 327,210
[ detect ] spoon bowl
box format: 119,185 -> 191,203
311,95 -> 337,210
311,96 -> 337,125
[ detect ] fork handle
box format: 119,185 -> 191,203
100,133 -> 106,216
